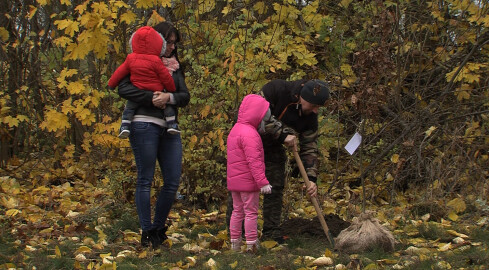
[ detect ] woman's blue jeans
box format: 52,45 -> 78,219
129,122 -> 182,231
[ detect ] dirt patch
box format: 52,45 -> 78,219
281,214 -> 350,238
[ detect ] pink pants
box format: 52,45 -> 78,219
230,191 -> 260,243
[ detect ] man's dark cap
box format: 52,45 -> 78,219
300,79 -> 330,105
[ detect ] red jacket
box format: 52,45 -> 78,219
108,26 -> 175,92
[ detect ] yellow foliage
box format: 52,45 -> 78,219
120,11 -> 137,24
54,19 -> 80,37
0,27 -> 8,41
446,197 -> 466,213
40,108 -> 71,132
253,2 -> 267,15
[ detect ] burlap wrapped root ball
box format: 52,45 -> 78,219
335,211 -> 395,254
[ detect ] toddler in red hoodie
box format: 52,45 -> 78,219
108,26 -> 179,137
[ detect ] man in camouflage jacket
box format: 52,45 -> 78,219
258,79 -> 330,242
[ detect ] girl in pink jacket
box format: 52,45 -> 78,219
227,94 -> 272,252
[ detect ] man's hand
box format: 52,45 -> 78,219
260,184 -> 272,194
304,181 -> 317,197
284,134 -> 297,148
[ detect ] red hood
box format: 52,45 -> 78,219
130,26 -> 166,56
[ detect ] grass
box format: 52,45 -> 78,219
2,199 -> 489,270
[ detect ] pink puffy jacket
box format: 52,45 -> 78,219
227,94 -> 270,192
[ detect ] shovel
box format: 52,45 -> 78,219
292,143 -> 335,247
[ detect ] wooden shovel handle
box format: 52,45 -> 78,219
292,145 -> 334,246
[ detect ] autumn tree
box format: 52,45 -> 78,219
0,0 -> 487,209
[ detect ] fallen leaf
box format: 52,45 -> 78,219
55,245 -> 61,258
75,254 -> 87,262
446,230 -> 469,238
6,209 -> 20,217
205,258 -> 217,269
438,243 -> 452,251
309,256 -> 333,266
324,248 -> 333,258
376,259 -> 398,265
186,256 -> 197,267
447,211 -> 458,221
75,246 -> 92,254
229,260 -> 238,269
138,250 -> 147,258
446,197 -> 466,213
261,240 -> 278,249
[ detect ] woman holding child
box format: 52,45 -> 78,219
117,22 -> 190,249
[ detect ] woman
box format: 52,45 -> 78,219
117,21 -> 190,249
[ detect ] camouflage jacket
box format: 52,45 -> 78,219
258,79 -> 319,181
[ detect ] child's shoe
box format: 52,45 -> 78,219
246,239 -> 260,253
230,238 -> 242,251
118,124 -> 130,138
167,123 -> 181,135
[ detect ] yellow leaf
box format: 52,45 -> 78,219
76,246 -> 92,254
253,2 -> 267,15
40,109 -> 70,132
0,27 -> 9,41
438,242 -> 452,251
205,258 -> 217,269
324,248 -> 333,258
60,0 -> 71,5
376,259 -> 397,265
340,0 -> 353,8
425,126 -> 437,137
54,19 -> 79,37
2,116 -> 19,127
40,227 -> 54,234
201,105 -> 211,118
446,197 -> 466,213
138,250 -> 147,258
160,0 -> 172,7
447,211 -> 458,221
261,240 -> 278,249
28,6 -> 37,20
66,81 -> 86,95
136,0 -> 156,9
229,260 -> 238,269
391,154 -> 400,163
164,238 -> 173,248
37,0 -> 48,5
222,6 -> 231,15
456,90 -> 470,101
6,209 -> 20,217
446,229 -> 469,238
120,11 -> 137,24
186,256 -> 197,267
146,10 -> 165,26
55,245 -> 62,258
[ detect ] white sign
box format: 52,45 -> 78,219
345,132 -> 362,155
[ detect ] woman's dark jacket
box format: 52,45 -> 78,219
118,69 -> 190,120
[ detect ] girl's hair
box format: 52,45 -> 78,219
153,22 -> 182,64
